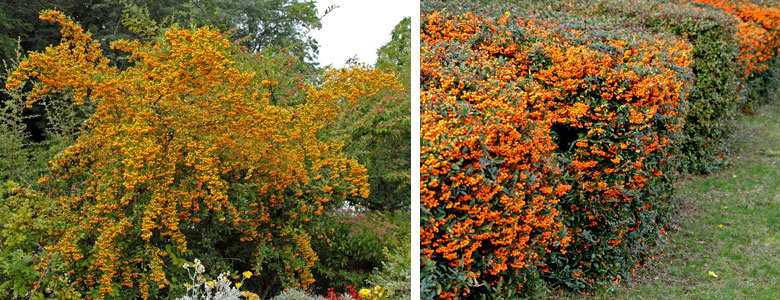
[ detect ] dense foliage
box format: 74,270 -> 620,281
0,181 -> 80,299
310,210 -> 408,294
420,0 -> 780,298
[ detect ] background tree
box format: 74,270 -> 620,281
0,0 -> 325,66
376,17 -> 411,91
188,0 -> 325,62
308,63 -> 411,210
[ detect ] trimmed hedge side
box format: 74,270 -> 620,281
421,0 -> 780,298
420,13 -> 572,298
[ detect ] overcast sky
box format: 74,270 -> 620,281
310,0 -> 413,68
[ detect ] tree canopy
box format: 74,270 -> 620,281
376,17 -> 411,90
0,0 -> 324,68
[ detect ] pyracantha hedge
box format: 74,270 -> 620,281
421,10 -> 693,298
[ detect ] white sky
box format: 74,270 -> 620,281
310,0 -> 413,68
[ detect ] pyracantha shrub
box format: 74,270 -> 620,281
691,0 -> 780,112
535,22 -> 691,293
6,10 -> 369,299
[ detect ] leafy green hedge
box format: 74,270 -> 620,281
647,2 -> 745,174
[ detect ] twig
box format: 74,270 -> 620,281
28,256 -> 52,300
115,87 -> 132,95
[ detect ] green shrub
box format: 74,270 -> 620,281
0,181 -> 82,299
747,55 -> 780,106
367,248 -> 411,300
367,214 -> 411,300
310,209 -> 405,295
645,1 -> 745,174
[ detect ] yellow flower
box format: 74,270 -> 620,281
242,291 -> 261,300
242,271 -> 252,279
708,271 -> 718,278
718,224 -> 723,229
372,285 -> 387,298
359,288 -> 371,298
235,282 -> 242,288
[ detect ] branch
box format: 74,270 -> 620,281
12,169 -> 32,187
151,94 -> 164,117
115,87 -> 132,95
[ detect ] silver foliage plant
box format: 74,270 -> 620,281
176,259 -> 254,300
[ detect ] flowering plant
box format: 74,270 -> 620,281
176,259 -> 259,300
326,285 -> 360,300
358,286 -> 386,300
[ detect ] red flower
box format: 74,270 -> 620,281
346,285 -> 361,300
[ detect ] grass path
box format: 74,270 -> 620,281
582,103 -> 780,299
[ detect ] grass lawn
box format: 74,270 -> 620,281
552,102 -> 780,299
